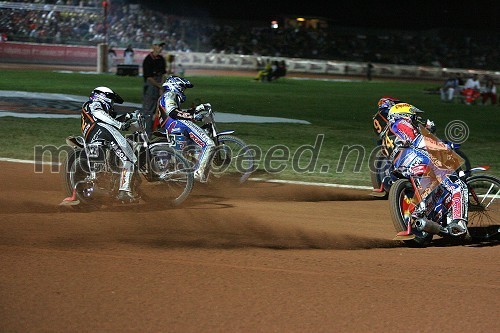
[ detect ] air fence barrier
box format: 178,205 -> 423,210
1,41 -> 498,81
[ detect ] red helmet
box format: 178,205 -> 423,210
377,96 -> 401,117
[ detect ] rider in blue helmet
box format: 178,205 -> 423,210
157,76 -> 215,183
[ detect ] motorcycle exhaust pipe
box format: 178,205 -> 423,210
415,218 -> 445,235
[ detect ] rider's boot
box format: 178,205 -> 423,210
194,145 -> 215,183
447,218 -> 468,236
194,169 -> 208,183
116,169 -> 138,203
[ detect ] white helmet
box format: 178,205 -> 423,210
89,86 -> 124,112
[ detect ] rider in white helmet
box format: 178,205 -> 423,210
81,86 -> 137,203
157,76 -> 215,182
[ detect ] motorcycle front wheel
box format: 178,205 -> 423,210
211,135 -> 255,184
148,144 -> 194,207
388,179 -> 433,247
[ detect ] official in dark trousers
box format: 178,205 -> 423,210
142,39 -> 167,135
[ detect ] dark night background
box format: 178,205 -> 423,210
138,0 -> 498,30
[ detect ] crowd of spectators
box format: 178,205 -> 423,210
1,1 -> 499,71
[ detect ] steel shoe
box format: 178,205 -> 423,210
116,190 -> 139,203
194,169 -> 209,183
447,219 -> 468,236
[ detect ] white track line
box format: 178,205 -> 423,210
250,178 -> 372,190
0,158 -> 372,190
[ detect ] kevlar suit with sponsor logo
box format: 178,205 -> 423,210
157,76 -> 215,182
81,87 -> 137,201
389,107 -> 468,224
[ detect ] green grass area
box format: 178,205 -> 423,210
0,69 -> 498,185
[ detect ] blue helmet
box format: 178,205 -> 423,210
162,76 -> 193,102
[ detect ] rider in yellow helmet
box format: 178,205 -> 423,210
388,103 -> 468,236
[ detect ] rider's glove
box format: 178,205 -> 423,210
194,103 -> 211,121
395,139 -> 412,148
425,119 -> 436,133
195,103 -> 211,112
121,118 -> 134,130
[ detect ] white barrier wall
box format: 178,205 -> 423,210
1,42 -> 498,81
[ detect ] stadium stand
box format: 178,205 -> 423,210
0,1 -> 499,71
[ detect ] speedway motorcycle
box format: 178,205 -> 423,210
387,127 -> 499,247
370,109 -> 471,198
60,112 -> 194,209
162,103 -> 255,184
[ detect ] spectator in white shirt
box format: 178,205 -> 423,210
464,74 -> 481,90
461,74 -> 481,105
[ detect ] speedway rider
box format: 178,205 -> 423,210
81,86 -> 137,203
157,75 -> 215,182
387,103 -> 468,236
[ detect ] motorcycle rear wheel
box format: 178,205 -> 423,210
148,144 -> 194,207
466,174 -> 500,240
61,149 -> 104,210
388,179 -> 433,247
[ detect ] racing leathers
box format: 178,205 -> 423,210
157,91 -> 215,182
81,100 -> 137,198
389,116 -> 468,234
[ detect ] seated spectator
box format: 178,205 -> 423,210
481,78 -> 497,105
461,74 -> 481,105
254,59 -> 271,81
277,60 -> 287,77
440,73 -> 459,102
267,60 -> 279,81
270,60 -> 287,80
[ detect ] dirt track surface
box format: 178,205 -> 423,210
0,160 -> 498,333
0,63 -> 496,331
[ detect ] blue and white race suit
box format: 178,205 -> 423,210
157,91 -> 215,179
